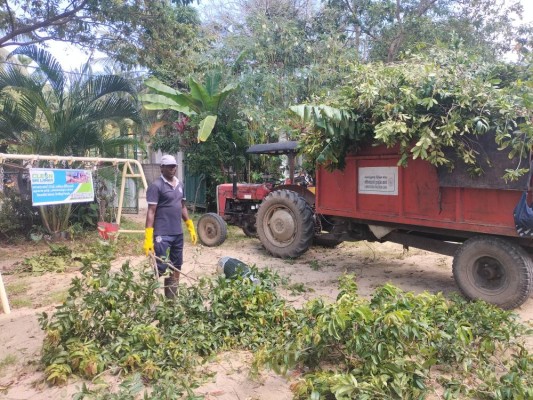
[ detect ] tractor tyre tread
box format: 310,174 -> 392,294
197,213 -> 228,247
257,189 -> 314,258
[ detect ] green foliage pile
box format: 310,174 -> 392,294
256,276 -> 532,399
39,261 -> 531,399
19,243 -> 114,275
74,373 -> 200,400
295,48 -> 533,180
39,260 -> 289,389
21,244 -> 66,274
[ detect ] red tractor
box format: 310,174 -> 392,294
197,138 -> 533,309
253,140 -> 533,309
196,141 -> 318,246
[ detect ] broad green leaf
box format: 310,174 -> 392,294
144,77 -> 180,96
139,94 -> 194,114
210,83 -> 238,111
188,77 -> 211,110
289,104 -> 307,119
142,103 -> 192,113
198,115 -> 217,142
139,92 -> 197,113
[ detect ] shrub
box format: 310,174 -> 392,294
0,189 -> 39,239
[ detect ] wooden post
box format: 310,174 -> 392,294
0,272 -> 11,314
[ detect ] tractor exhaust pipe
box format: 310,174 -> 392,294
232,142 -> 237,198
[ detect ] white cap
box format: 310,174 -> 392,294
160,155 -> 177,165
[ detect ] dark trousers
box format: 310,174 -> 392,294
154,234 -> 184,275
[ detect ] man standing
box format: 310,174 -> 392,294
143,155 -> 197,298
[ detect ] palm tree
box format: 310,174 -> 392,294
0,46 -> 141,155
0,45 -> 142,235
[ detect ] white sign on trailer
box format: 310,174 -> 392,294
358,166 -> 398,195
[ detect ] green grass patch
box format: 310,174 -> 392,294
0,354 -> 17,374
286,282 -> 311,295
5,280 -> 32,309
307,260 -> 322,270
5,281 -> 29,295
117,217 -> 144,231
223,224 -> 246,244
42,289 -> 69,306
10,298 -> 32,308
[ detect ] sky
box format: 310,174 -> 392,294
22,0 -> 533,72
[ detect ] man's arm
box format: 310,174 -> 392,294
181,199 -> 190,222
146,204 -> 157,228
182,199 -> 197,244
143,203 -> 157,255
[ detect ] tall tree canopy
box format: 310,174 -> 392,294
198,0 -> 354,144
323,0 -> 530,62
0,0 -> 201,70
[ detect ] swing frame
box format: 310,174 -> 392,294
0,153 -> 149,314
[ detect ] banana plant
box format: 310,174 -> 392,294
140,74 -> 237,142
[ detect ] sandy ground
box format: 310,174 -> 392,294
1,209 -> 532,400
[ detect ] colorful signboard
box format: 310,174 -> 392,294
30,168 -> 95,206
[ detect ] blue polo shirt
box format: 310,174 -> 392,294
146,176 -> 185,235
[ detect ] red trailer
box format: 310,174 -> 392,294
256,143 -> 533,309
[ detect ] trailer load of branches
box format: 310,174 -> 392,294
291,48 -> 533,183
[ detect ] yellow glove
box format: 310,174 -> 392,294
143,227 -> 154,255
185,219 -> 197,245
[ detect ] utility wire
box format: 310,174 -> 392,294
0,60 -> 149,78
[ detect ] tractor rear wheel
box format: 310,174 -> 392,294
452,236 -> 533,309
257,189 -> 314,258
197,213 -> 228,247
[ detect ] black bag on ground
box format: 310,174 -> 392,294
217,257 -> 251,279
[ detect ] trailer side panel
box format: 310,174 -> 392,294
316,153 -> 521,238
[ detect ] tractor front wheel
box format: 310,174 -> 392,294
257,189 -> 314,258
197,213 -> 228,247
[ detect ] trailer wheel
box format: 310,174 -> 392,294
257,189 -> 314,258
313,215 -> 342,248
313,235 -> 342,248
197,213 -> 228,247
453,236 -> 533,309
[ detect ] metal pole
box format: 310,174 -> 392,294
232,142 -> 237,198
116,162 -> 128,225
0,272 -> 11,314
0,154 -> 148,190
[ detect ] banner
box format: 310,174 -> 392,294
30,168 -> 95,206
